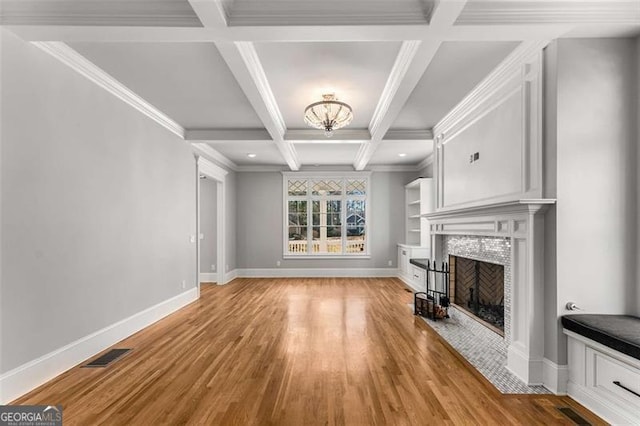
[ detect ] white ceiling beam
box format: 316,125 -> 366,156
6,22 -> 579,43
187,0 -> 228,27
353,1 -> 471,171
215,41 -> 300,170
285,129 -> 371,141
185,128 -> 271,141
352,40 -> 441,170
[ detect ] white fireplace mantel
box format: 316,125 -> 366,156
425,198 -> 556,387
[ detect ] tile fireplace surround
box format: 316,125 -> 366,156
425,199 -> 555,386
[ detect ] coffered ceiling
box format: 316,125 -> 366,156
2,0 -> 639,171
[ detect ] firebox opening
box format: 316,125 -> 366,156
449,255 -> 505,335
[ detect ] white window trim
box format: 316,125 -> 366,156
282,171 -> 372,259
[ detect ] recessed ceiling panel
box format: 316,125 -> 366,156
0,0 -> 202,27
369,140 -> 433,165
224,0 -> 435,26
391,41 -> 518,131
255,41 -> 402,130
208,141 -> 286,166
70,42 -> 264,129
295,143 -> 362,166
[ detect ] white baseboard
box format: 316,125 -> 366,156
0,287 -> 198,404
506,344 -> 543,386
542,358 -> 568,395
199,272 -> 217,283
236,268 -> 399,278
568,381 -> 639,425
223,269 -> 238,284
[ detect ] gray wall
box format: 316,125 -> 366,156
199,178 -> 217,274
1,30 -> 196,373
225,171 -> 237,274
637,36 -> 640,316
552,38 -> 639,363
236,171 -> 413,269
417,162 -> 434,178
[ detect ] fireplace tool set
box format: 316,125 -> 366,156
414,260 -> 450,321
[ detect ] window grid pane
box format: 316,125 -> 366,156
286,176 -> 367,256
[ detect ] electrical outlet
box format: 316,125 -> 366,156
189,235 -> 196,243
211,264 -> 216,271
276,261 -> 281,267
388,260 -> 393,266
181,280 -> 186,289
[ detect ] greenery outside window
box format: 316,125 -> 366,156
283,172 -> 370,257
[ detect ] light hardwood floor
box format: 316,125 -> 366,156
14,278 -> 603,425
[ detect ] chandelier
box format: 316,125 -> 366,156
304,93 -> 353,137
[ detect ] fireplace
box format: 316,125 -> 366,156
449,255 -> 505,335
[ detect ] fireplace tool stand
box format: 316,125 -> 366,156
414,260 -> 450,321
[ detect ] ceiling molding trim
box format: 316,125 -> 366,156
188,0 -> 228,27
455,1 -> 640,25
235,42 -> 286,137
185,128 -> 272,141
355,40 -> 442,171
191,143 -> 239,171
384,129 -> 434,140
285,129 -> 371,141
235,165 -> 288,172
366,164 -> 423,172
216,41 -> 299,170
434,40 -> 549,137
32,42 -> 185,138
416,153 -> 434,171
0,1 -> 203,27
368,40 -> 422,139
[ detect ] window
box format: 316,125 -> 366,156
284,173 -> 370,257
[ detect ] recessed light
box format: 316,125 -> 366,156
247,153 -> 257,158
398,153 -> 407,157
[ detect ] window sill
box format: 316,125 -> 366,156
283,254 -> 371,260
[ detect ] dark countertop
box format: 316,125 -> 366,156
562,314 -> 640,361
409,258 -> 429,269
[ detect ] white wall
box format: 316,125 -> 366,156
637,36 -> 640,316
235,171 -> 413,270
199,178 -> 217,274
0,29 -> 197,373
554,38 -> 638,362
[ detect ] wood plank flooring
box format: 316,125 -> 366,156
14,278 -> 603,425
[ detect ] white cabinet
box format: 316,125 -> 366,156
397,244 -> 429,292
405,178 -> 434,247
565,331 -> 640,425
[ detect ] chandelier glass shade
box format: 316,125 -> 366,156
304,93 -> 353,137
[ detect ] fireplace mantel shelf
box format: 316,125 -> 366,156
423,199 -> 556,220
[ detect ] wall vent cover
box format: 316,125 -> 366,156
557,407 -> 590,425
82,349 -> 131,368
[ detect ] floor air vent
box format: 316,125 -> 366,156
82,349 -> 131,368
557,407 -> 590,425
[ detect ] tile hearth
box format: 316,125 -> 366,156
417,305 -> 549,394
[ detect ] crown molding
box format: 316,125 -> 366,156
33,42 -> 185,139
456,1 -> 640,25
384,129 -> 434,140
235,165 -> 288,172
369,40 -> 422,140
416,153 -> 434,171
0,1 -> 203,27
185,128 -> 272,141
224,0 -> 434,26
434,40 -> 548,138
188,0 -> 228,28
235,42 -> 286,138
215,41 -> 300,170
191,143 -> 238,172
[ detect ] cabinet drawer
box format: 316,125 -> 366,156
411,265 -> 425,287
588,348 -> 640,408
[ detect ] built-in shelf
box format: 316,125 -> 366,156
405,178 -> 434,247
